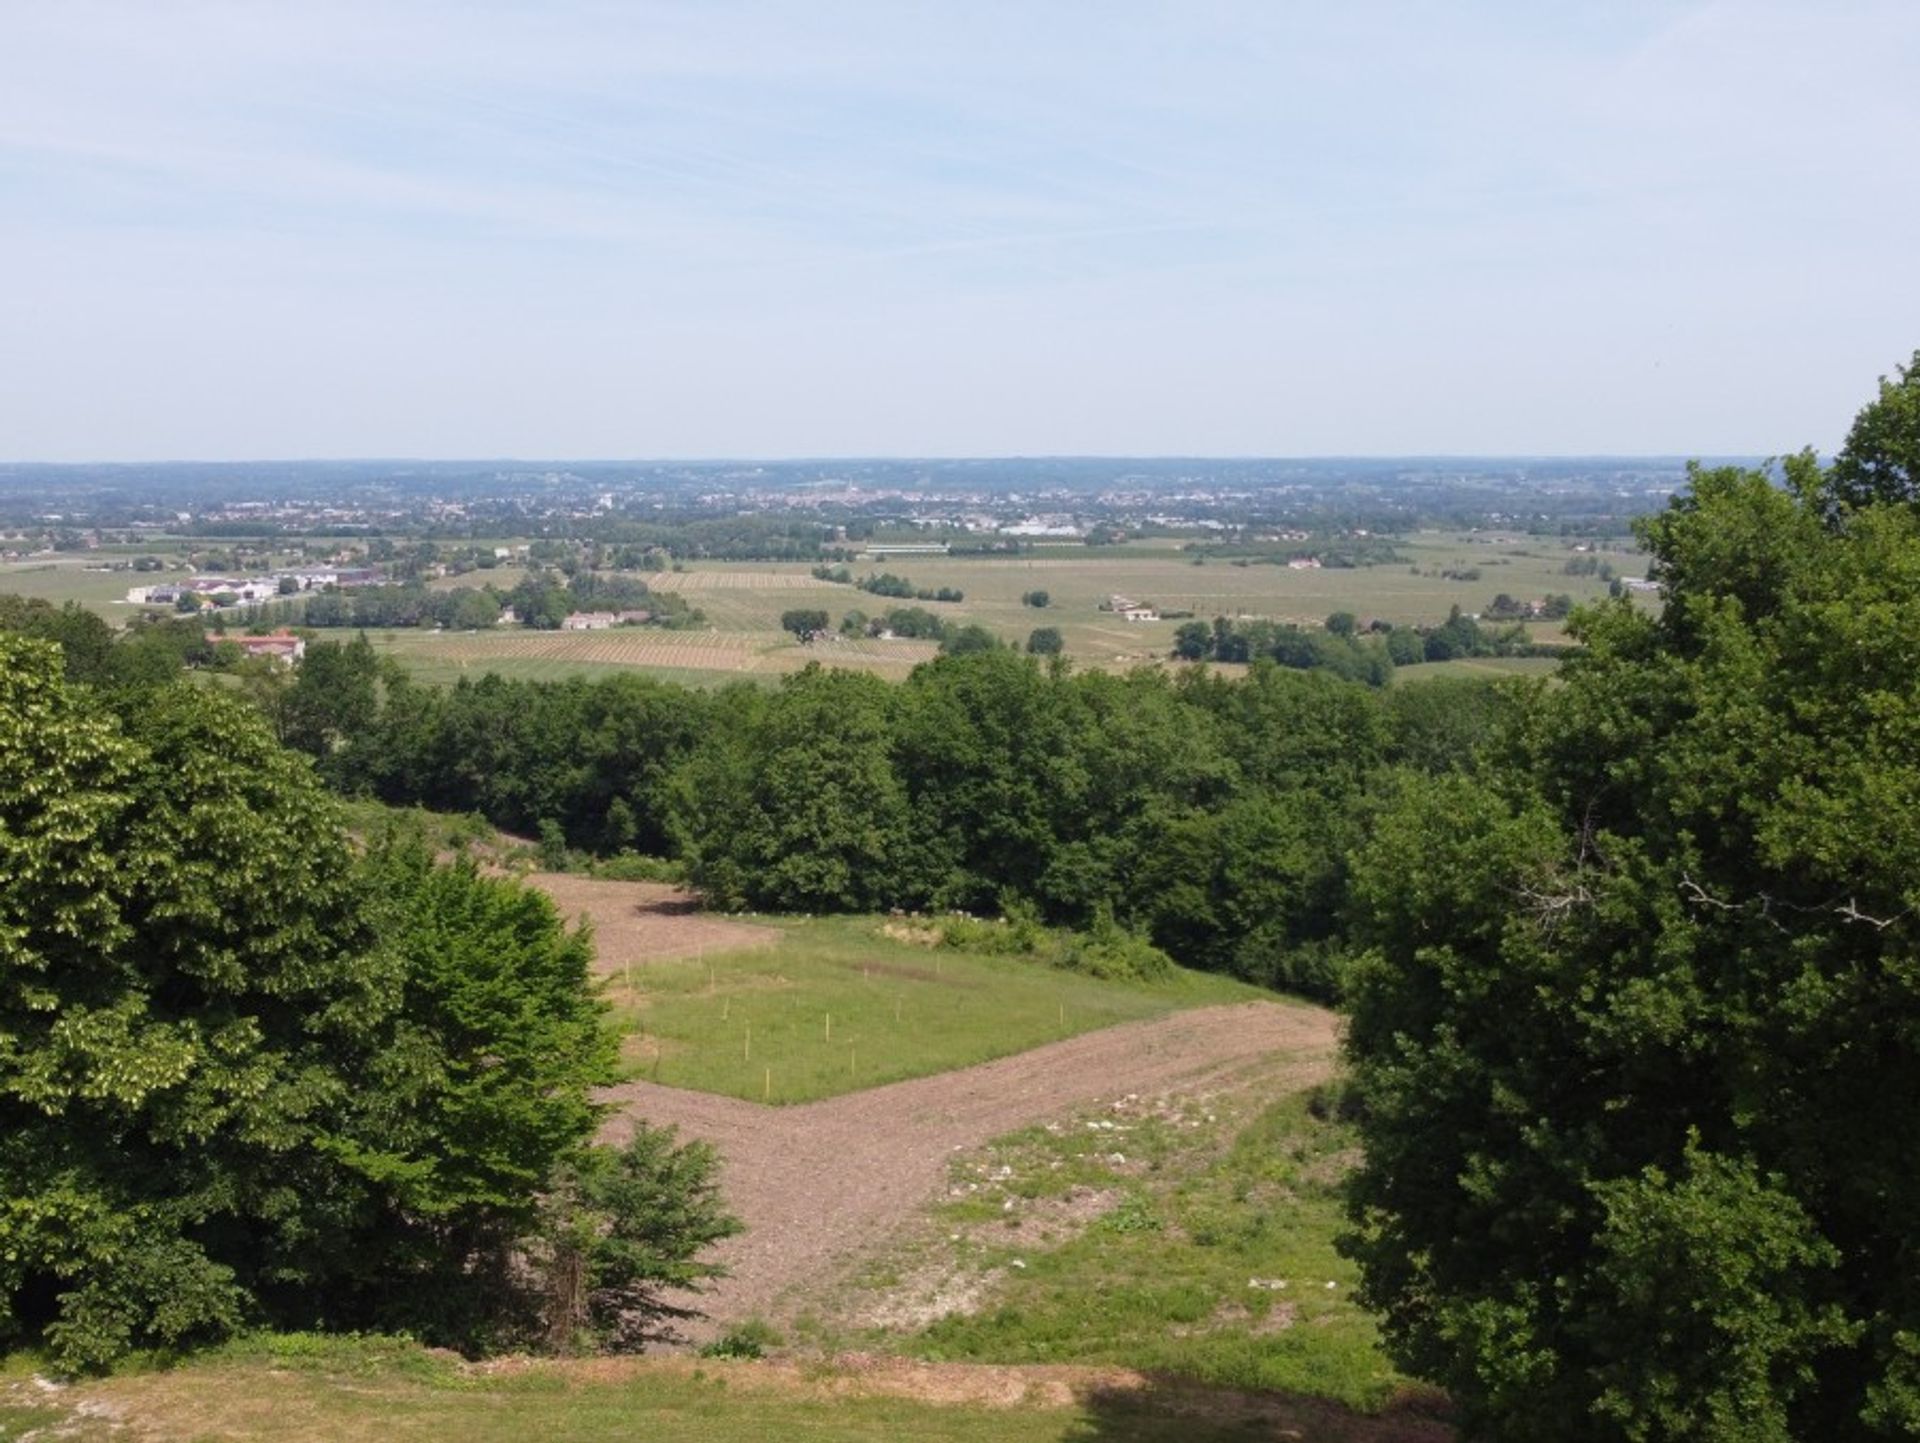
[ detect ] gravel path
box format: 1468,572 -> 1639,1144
601,999 -> 1340,1330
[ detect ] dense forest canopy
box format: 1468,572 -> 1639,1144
232,638 -> 1522,1000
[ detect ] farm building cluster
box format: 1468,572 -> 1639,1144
126,568 -> 384,607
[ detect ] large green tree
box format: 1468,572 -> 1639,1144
1342,446 -> 1920,1438
1825,349 -> 1920,514
0,639 -> 731,1367
667,665 -> 925,911
0,638 -> 387,1366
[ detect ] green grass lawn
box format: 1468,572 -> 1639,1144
821,1082 -> 1398,1411
609,918 -> 1263,1105
0,558 -> 163,613
3,1338 -> 1432,1443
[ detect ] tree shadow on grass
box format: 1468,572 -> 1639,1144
1059,1373 -> 1454,1443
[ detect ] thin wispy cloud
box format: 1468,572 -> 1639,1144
2,1 -> 1916,458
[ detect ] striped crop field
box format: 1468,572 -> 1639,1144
645,570 -> 841,591
360,625 -> 940,686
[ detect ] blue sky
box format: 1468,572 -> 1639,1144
3,1 -> 1916,459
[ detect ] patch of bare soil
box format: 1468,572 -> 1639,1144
523,873 -> 779,974
601,999 -> 1339,1335
879,920 -> 942,946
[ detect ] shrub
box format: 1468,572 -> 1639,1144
699,1318 -> 783,1359
592,851 -> 687,884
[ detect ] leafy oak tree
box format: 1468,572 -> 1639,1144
0,639 -> 387,1367
779,608 -> 829,641
1824,349 -> 1920,514
666,665 -> 927,911
1342,435 -> 1920,1438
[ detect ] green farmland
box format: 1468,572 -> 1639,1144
342,530 -> 1635,688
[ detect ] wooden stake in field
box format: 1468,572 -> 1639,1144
824,1012 -> 832,1042
894,996 -> 902,1023
722,996 -> 730,1021
849,1046 -> 856,1077
763,1066 -> 771,1102
744,1022 -> 751,1061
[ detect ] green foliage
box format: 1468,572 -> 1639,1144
273,633 -> 382,764
537,817 -> 571,870
538,1126 -> 741,1352
0,593 -> 218,688
778,607 -> 828,640
350,843 -> 614,1232
0,638 -> 383,1368
1824,349 -> 1920,514
856,572 -> 962,603
0,641 -> 726,1369
1052,910 -> 1173,982
1025,626 -> 1064,655
938,623 -> 1001,655
0,595 -> 115,683
699,1318 -> 783,1358
245,603 -> 1525,992
297,582 -> 504,630
589,851 -> 686,883
931,904 -> 1172,982
1172,614 -> 1398,683
667,666 -> 923,912
1341,440 -> 1920,1438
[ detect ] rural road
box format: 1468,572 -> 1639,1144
601,998 -> 1340,1330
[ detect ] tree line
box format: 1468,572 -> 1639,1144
1170,606 -> 1560,684
234,569 -> 702,632
246,635 -> 1519,1002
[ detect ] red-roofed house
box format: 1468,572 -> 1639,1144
235,632 -> 307,665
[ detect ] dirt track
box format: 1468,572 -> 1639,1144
526,873 -> 779,974
602,999 -> 1340,1329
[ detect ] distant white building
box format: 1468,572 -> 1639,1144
561,609 -> 650,631
1001,517 -> 1083,538
184,576 -> 280,604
